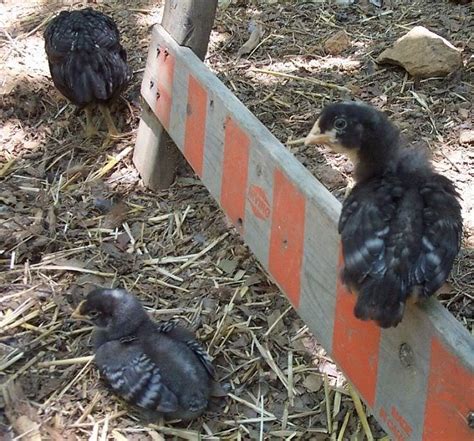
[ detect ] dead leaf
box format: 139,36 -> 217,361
218,258 -> 238,275
267,309 -> 284,333
3,382 -> 42,441
324,30 -> 351,55
244,273 -> 263,286
458,108 -> 469,119
115,231 -> 131,251
436,282 -> 453,297
103,202 -> 128,228
237,21 -> 264,57
303,373 -> 323,392
52,257 -> 87,269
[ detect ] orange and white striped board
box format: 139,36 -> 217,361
135,25 -> 474,440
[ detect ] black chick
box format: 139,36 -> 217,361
44,8 -> 130,138
72,288 -> 225,420
305,102 -> 462,328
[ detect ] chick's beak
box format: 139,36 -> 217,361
304,119 -> 337,146
71,300 -> 87,320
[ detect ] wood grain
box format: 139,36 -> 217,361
133,0 -> 218,190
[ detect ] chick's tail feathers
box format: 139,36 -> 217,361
352,275 -> 408,328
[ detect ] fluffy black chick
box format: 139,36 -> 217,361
305,101 -> 462,328
44,8 -> 130,138
72,288 -> 225,420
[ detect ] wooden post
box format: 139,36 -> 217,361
133,0 -> 218,190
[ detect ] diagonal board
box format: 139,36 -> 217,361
137,24 -> 474,440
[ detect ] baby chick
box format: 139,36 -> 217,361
305,102 -> 462,328
72,288 -> 225,420
44,8 -> 130,139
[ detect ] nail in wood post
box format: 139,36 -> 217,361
133,0 -> 218,190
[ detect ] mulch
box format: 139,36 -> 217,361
0,0 -> 472,439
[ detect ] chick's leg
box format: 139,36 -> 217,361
84,106 -> 98,138
99,104 -> 119,137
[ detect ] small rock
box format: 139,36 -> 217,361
459,129 -> 474,144
377,26 -> 462,78
324,30 -> 351,55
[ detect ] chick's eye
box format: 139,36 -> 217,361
334,118 -> 347,131
89,311 -> 100,319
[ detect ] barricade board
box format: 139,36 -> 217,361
137,24 -> 474,440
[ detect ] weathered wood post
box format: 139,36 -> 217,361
133,0 -> 218,190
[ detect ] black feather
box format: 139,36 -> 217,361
154,319 -> 216,379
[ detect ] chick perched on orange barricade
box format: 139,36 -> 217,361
305,102 -> 462,328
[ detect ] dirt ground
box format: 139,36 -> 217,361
0,0 -> 472,440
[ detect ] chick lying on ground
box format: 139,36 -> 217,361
44,8 -> 130,139
72,288 -> 225,420
305,101 -> 462,328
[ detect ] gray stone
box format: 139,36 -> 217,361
377,26 -> 462,78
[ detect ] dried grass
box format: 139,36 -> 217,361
1,0 -> 472,440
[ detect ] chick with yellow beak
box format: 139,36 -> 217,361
303,101 -> 462,329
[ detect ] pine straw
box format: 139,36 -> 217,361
0,0 -> 472,440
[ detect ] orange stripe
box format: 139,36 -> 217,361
379,408 -> 406,441
332,248 -> 381,407
268,169 -> 305,308
422,337 -> 474,440
155,48 -> 175,131
220,117 -> 250,233
391,406 -> 412,437
183,75 -> 207,176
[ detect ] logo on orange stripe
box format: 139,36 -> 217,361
248,185 -> 271,220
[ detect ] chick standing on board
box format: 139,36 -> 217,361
305,102 -> 462,328
72,288 -> 225,420
44,8 -> 130,139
